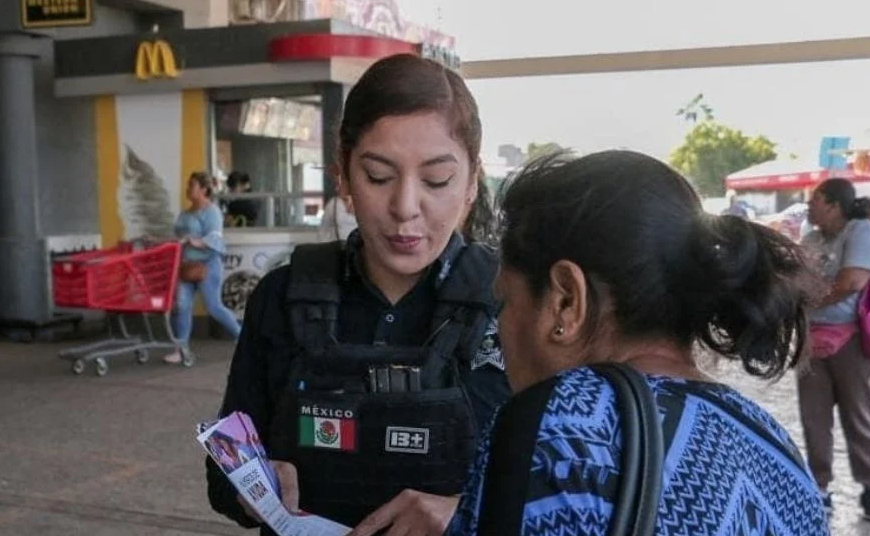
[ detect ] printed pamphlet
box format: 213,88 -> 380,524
196,411 -> 350,536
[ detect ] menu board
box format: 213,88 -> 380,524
21,0 -> 92,29
280,102 -> 318,141
238,99 -> 318,141
239,99 -> 269,136
279,101 -> 301,140
261,99 -> 286,139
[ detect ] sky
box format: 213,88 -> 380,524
395,0 -> 870,168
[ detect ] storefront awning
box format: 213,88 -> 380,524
725,158 -> 870,191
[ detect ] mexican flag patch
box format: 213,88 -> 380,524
298,415 -> 357,451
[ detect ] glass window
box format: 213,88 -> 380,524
210,96 -> 324,229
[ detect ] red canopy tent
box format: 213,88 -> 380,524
725,158 -> 870,191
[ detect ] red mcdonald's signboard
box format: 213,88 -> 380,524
269,34 -> 418,62
269,34 -> 460,70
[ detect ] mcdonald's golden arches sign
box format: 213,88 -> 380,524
135,40 -> 180,81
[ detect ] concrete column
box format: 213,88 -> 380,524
0,32 -> 50,324
320,83 -> 346,202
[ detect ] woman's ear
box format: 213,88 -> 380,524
343,195 -> 355,215
543,260 -> 588,343
337,168 -> 350,198
467,159 -> 483,202
467,173 -> 479,205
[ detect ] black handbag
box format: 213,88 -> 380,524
476,363 -> 664,536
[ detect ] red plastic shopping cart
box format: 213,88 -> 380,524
52,240 -> 186,376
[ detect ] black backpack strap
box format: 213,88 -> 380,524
476,364 -> 664,536
428,243 -> 499,360
477,376 -> 558,536
285,241 -> 345,351
590,363 -> 664,536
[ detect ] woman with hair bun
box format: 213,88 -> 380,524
447,150 -> 828,535
799,177 -> 870,518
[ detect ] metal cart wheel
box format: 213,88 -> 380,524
181,349 -> 196,368
71,359 -> 86,375
94,357 -> 109,377
135,349 -> 149,364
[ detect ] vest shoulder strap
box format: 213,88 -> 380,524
429,243 -> 500,361
285,241 -> 345,350
436,243 -> 499,311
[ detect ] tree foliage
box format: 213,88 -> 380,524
676,93 -> 715,124
526,142 -> 565,161
670,123 -> 777,197
670,95 -> 777,197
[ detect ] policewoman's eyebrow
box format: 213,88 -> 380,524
359,152 -> 458,169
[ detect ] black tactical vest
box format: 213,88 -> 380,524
268,241 -> 501,528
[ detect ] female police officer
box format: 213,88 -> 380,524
206,54 -> 510,536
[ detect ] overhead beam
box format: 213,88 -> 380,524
461,36 -> 870,80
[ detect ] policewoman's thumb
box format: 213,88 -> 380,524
271,460 -> 300,513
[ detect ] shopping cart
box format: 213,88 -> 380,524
52,239 -> 185,377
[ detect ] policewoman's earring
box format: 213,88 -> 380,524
553,325 -> 565,337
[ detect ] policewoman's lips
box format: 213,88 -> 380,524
386,234 -> 423,254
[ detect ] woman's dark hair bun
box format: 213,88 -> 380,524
688,215 -> 759,292
498,149 -> 814,381
681,214 -> 809,379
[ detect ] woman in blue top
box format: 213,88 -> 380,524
447,151 -> 829,536
164,172 -> 241,364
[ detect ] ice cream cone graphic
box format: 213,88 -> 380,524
117,145 -> 176,239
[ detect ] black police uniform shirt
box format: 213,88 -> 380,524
206,231 -> 510,528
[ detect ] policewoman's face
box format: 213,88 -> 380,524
343,112 -> 475,280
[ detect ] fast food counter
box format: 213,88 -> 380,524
216,227 -> 320,321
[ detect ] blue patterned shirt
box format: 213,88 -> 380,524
447,367 -> 829,536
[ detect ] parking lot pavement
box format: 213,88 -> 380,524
1,338 -> 868,534
709,359 -> 870,535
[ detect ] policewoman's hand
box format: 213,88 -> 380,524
348,490 -> 459,536
237,460 -> 301,523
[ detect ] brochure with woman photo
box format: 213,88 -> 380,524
196,411 -> 350,536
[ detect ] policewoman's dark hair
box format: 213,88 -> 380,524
189,171 -> 213,198
499,150 -> 813,379
816,177 -> 870,219
462,169 -> 498,245
338,53 -> 487,227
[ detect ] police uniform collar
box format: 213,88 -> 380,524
343,230 -> 466,286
